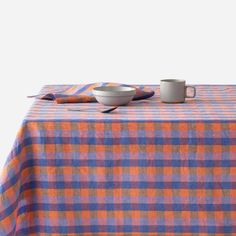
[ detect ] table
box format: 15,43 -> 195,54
1,85 -> 236,235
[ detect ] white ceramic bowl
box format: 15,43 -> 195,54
92,86 -> 136,106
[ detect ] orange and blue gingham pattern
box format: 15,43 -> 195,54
28,84 -> 236,121
0,85 -> 236,235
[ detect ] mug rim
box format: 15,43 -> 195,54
161,79 -> 185,83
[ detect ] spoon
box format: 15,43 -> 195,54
68,106 -> 119,113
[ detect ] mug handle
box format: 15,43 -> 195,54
185,86 -> 196,98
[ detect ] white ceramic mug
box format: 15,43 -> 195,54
160,79 -> 196,103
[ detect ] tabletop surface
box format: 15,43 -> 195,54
26,85 -> 236,121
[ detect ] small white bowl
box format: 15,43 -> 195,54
92,86 -> 136,106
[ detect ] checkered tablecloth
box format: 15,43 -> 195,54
1,85 -> 236,235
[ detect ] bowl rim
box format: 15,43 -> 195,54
93,86 -> 136,96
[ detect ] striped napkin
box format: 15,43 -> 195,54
41,82 -> 155,104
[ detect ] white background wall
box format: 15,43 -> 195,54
0,0 -> 236,171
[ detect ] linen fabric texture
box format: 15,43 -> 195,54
0,85 -> 236,235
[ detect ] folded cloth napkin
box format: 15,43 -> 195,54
41,82 -> 155,104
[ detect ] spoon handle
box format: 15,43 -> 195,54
101,106 -> 118,113
68,106 -> 118,113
